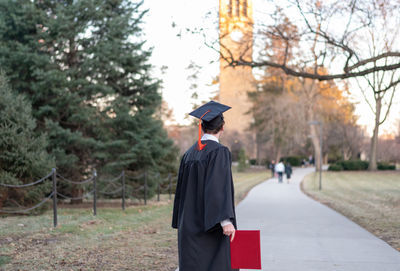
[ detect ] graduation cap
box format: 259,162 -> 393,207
189,101 -> 231,150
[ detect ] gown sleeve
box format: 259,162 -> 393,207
172,154 -> 186,229
203,146 -> 235,232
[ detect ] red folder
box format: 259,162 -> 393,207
230,230 -> 261,269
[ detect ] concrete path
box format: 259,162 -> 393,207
236,167 -> 400,271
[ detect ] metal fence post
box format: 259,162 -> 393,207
93,169 -> 97,216
144,171 -> 147,205
168,173 -> 172,200
157,182 -> 160,202
52,168 -> 58,228
319,123 -> 323,191
122,170 -> 126,211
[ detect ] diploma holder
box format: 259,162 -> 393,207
230,230 -> 261,269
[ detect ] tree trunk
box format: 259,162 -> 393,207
70,171 -> 84,204
275,146 -> 282,163
0,190 -> 5,208
369,97 -> 382,170
309,123 -> 321,171
256,132 -> 262,165
70,186 -> 83,204
307,104 -> 322,171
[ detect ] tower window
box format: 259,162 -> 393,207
236,0 -> 240,17
228,0 -> 233,17
243,0 -> 247,17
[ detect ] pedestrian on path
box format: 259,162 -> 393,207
172,101 -> 238,271
269,160 -> 276,178
275,160 -> 285,183
285,162 -> 292,183
309,155 -> 314,166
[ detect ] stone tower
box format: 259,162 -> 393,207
218,0 -> 256,158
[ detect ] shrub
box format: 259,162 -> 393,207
249,159 -> 257,165
337,160 -> 369,171
377,162 -> 396,170
328,164 -> 343,171
282,156 -> 303,167
261,159 -> 269,166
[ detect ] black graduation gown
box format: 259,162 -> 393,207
172,140 -> 237,271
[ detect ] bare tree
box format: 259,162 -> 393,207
251,70 -> 359,169
397,120 -> 400,144
219,0 -> 400,80
324,113 -> 366,161
249,82 -> 305,163
352,2 -> 400,169
377,137 -> 400,164
215,0 -> 400,170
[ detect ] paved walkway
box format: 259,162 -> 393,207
236,167 -> 400,271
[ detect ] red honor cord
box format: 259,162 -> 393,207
198,110 -> 210,150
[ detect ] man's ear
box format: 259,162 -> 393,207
221,125 -> 224,131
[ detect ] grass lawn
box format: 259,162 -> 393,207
232,167 -> 270,203
302,171 -> 400,251
0,167 -> 269,271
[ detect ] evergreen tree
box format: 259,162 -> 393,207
238,148 -> 248,172
0,73 -> 54,208
0,0 -> 178,198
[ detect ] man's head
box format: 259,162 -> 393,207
189,100 -> 231,150
202,114 -> 225,134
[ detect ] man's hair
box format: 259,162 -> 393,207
202,120 -> 225,134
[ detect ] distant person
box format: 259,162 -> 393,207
269,160 -> 276,178
309,155 -> 314,166
172,101 -> 238,271
275,160 -> 285,183
285,163 -> 293,183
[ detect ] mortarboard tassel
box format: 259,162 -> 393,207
198,110 -> 210,150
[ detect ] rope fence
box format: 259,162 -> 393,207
57,190 -> 95,200
56,173 -> 95,185
0,171 -> 53,188
0,168 -> 177,227
102,172 -> 124,183
0,192 -> 54,214
99,186 -> 123,195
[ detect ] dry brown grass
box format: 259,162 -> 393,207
1,203 -> 177,271
0,167 -> 269,270
302,171 -> 400,251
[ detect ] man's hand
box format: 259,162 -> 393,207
222,223 -> 235,242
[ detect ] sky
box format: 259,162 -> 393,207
142,0 -> 220,125
141,0 -> 399,136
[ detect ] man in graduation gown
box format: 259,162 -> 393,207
172,101 -> 238,271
